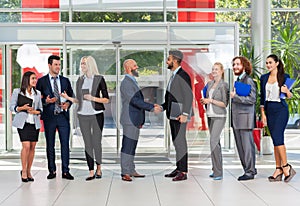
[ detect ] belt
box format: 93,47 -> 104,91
54,111 -> 61,115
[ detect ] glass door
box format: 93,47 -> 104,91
119,46 -> 166,153
68,45 -> 168,154
0,45 -> 5,151
68,45 -> 119,152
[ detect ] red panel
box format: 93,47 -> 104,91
178,0 -> 215,22
177,1 -> 215,130
178,0 -> 215,8
22,0 -> 59,22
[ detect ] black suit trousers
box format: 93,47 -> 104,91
169,120 -> 188,172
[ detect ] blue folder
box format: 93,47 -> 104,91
280,78 -> 296,99
234,81 -> 251,96
202,84 -> 208,98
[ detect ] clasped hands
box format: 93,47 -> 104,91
153,104 -> 163,114
46,95 -> 70,110
18,104 -> 39,115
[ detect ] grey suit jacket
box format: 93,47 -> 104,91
205,79 -> 229,115
231,74 -> 256,129
120,75 -> 154,127
9,88 -> 43,129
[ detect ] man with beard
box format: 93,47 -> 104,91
120,59 -> 161,182
231,56 -> 257,181
161,50 -> 193,181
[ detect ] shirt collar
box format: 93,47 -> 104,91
172,66 -> 181,76
238,72 -> 246,80
125,74 -> 137,83
49,73 -> 59,80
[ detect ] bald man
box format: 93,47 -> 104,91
120,59 -> 161,182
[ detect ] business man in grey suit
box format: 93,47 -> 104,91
231,56 -> 257,181
120,59 -> 161,182
161,50 -> 193,181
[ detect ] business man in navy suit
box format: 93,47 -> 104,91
36,55 -> 74,180
120,59 -> 160,182
162,50 -> 193,181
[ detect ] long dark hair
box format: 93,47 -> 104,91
20,71 -> 37,95
267,54 -> 285,88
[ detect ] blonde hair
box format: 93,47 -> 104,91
213,62 -> 224,79
80,56 -> 100,76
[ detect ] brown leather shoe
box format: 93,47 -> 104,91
122,174 -> 132,182
131,172 -> 145,178
172,172 -> 187,181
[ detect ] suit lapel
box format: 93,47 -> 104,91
45,75 -> 54,96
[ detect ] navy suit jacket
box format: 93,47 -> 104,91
36,74 -> 74,121
260,72 -> 289,110
120,75 -> 154,127
161,67 -> 193,119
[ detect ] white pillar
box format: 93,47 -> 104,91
251,0 -> 271,68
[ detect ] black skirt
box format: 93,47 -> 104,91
17,123 -> 40,142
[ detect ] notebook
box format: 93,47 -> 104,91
82,89 -> 89,95
170,102 -> 182,120
234,81 -> 251,96
280,78 -> 296,99
17,93 -> 33,107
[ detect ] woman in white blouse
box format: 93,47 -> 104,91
260,54 -> 296,182
9,71 -> 43,182
61,56 -> 109,181
200,62 -> 229,180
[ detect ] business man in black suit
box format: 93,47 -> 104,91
120,59 -> 161,182
36,55 -> 74,180
161,50 -> 193,181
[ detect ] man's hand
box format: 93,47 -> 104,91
61,102 -> 70,110
153,104 -> 163,114
46,95 -> 57,104
230,88 -> 236,98
177,114 -> 187,123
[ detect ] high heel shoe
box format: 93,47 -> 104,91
283,163 -> 296,183
268,167 -> 283,182
20,171 -> 28,183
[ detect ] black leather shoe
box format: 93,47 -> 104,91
85,175 -> 95,181
165,169 -> 179,178
172,172 -> 187,181
47,172 -> 56,179
238,174 -> 254,181
62,172 -> 74,180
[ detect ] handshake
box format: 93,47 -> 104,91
153,104 -> 163,114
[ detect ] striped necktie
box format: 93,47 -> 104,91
52,77 -> 61,113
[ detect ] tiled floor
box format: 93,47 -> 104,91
0,152 -> 299,206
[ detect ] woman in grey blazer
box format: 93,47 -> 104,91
201,62 -> 229,180
9,71 -> 43,182
61,56 -> 109,181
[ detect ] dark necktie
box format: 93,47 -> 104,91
53,77 -> 61,113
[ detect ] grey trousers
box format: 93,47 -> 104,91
208,117 -> 226,177
233,129 -> 256,176
120,124 -> 140,175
